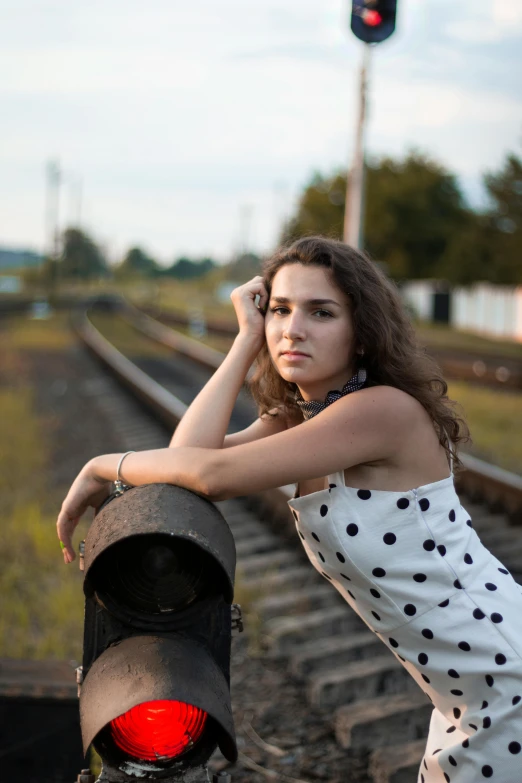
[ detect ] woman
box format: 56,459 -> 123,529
58,237 -> 522,782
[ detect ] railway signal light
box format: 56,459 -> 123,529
78,483 -> 238,780
350,0 -> 397,44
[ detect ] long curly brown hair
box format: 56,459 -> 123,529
250,236 -> 470,470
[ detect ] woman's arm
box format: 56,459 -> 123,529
57,386 -> 413,562
169,332 -> 259,448
170,276 -> 268,449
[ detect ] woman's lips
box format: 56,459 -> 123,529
281,351 -> 310,361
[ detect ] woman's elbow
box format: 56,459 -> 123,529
198,456 -> 233,502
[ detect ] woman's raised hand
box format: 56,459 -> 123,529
230,275 -> 269,349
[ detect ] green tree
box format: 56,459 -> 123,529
117,247 -> 159,278
281,151 -> 476,282
160,257 -> 216,280
61,228 -> 109,280
481,151 -> 522,284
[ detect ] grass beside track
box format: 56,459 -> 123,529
0,314 -> 88,660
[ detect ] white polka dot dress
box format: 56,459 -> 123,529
288,464 -> 522,782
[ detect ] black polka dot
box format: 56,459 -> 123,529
447,724 -> 456,733
464,553 -> 473,564
404,603 -> 417,616
336,552 -> 345,563
453,708 -> 461,719
473,608 -> 485,619
432,748 -> 442,755
346,523 -> 358,536
449,755 -> 457,766
422,628 -> 434,639
423,539 -> 436,551
312,532 -> 320,542
357,489 -> 371,500
397,497 -> 409,509
329,483 -> 337,489
292,510 -> 298,521
449,509 -> 456,522
444,774 -> 450,782
469,723 -> 477,730
509,741 -> 521,754
486,674 -> 494,687
491,613 -> 503,623
370,588 -> 381,598
451,689 -> 463,696
482,765 -> 493,778
371,611 -> 381,621
373,567 -> 386,577
462,738 -> 469,748
318,551 -> 325,562
485,583 -> 497,591
383,532 -> 396,545
424,759 -> 428,770
347,590 -> 356,600
340,573 -> 351,580
422,673 -> 430,683
419,498 -> 430,511
398,655 -> 406,662
389,638 -> 399,648
439,598 -> 450,607
495,653 -> 507,665
481,700 -> 488,709
438,545 -> 447,556
454,579 -> 463,589
498,567 -> 509,574
414,573 -> 427,582
418,653 -> 428,665
466,519 -> 473,528
448,669 -> 460,678
320,504 -> 328,517
321,571 -> 331,580
483,716 -> 491,728
458,641 -> 471,651
513,695 -> 521,705
298,530 -> 305,540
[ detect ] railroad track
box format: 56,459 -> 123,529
69,301 -> 522,783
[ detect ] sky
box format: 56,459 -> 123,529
1,0 -> 521,265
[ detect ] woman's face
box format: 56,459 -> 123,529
264,263 -> 357,400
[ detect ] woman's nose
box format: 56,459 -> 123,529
283,311 -> 306,340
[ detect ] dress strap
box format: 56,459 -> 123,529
327,469 -> 346,488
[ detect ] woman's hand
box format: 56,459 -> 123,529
56,460 -> 113,564
230,275 -> 269,350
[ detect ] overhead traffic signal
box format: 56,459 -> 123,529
78,483 -> 238,780
351,0 -> 397,44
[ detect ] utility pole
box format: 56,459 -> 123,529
344,1 -> 398,249
343,43 -> 371,249
45,159 -> 61,297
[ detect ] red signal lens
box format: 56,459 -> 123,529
110,700 -> 208,760
362,9 -> 382,26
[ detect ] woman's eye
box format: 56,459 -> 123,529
314,309 -> 333,318
270,306 -> 289,315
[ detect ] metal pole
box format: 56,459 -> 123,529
343,43 -> 371,249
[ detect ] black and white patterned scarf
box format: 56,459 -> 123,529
295,368 -> 367,421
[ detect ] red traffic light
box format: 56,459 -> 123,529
361,9 -> 382,26
110,699 -> 208,761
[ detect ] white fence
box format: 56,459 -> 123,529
401,281 -> 522,343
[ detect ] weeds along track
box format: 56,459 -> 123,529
75,302 -> 522,783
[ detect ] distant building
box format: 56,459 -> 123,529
0,248 -> 43,270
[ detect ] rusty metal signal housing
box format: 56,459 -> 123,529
79,483 -> 238,778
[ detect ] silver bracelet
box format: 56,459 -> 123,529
114,451 -> 135,496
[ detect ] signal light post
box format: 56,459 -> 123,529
343,1 -> 398,249
77,483 -> 239,782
